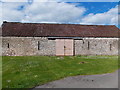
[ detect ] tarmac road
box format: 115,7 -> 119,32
35,70 -> 119,88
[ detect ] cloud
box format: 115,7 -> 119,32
0,1 -> 118,27
1,1 -> 86,24
2,2 -> 27,21
1,0 -> 119,2
21,2 -> 86,23
81,5 -> 118,25
0,2 -> 2,25
58,0 -> 119,2
1,0 -> 57,2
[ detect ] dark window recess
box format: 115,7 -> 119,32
73,40 -> 75,56
48,38 -> 56,40
38,41 -> 40,50
83,40 -> 84,44
7,43 -> 9,48
88,41 -> 90,50
110,44 -> 112,51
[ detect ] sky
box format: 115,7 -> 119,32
0,0 -> 119,27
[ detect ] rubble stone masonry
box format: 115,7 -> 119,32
1,37 -> 118,56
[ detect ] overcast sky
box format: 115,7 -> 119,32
0,0 -> 119,27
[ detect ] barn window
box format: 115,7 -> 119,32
38,41 -> 40,50
83,40 -> 84,44
88,41 -> 90,50
7,43 -> 9,48
110,44 -> 112,51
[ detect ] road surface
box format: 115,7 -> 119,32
35,70 -> 119,88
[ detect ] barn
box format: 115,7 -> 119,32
1,21 -> 119,56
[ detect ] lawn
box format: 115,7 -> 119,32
2,56 -> 119,88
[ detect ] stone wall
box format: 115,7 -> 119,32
75,38 -> 118,55
2,37 -> 56,56
1,37 -> 119,56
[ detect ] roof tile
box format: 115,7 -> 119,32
2,22 -> 120,37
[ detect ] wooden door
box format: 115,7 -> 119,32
56,39 -> 64,56
56,39 -> 74,56
64,39 -> 73,56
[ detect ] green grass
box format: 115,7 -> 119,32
2,56 -> 119,88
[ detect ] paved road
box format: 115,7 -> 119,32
35,70 -> 119,88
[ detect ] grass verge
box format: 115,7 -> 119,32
2,56 -> 119,88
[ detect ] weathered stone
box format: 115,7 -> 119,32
75,38 -> 118,55
2,37 -> 56,56
1,37 -> 118,56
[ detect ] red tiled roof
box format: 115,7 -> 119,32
2,22 -> 120,37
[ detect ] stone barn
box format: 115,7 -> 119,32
1,21 -> 119,56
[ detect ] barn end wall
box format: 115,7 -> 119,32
1,37 -> 119,56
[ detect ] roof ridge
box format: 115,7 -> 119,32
2,21 -> 116,27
